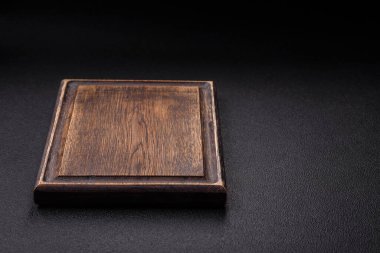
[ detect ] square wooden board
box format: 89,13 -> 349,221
34,80 -> 226,206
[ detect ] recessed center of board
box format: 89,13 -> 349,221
59,85 -> 204,177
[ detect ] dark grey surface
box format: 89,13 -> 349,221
0,10 -> 379,252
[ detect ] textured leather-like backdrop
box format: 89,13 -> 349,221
0,9 -> 378,252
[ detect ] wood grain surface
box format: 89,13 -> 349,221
59,85 -> 203,176
34,80 -> 226,206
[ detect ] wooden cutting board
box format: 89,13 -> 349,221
34,80 -> 226,206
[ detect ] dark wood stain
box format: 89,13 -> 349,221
34,80 -> 226,206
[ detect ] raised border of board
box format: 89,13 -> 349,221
34,79 -> 226,206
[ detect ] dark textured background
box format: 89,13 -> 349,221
0,4 -> 379,252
